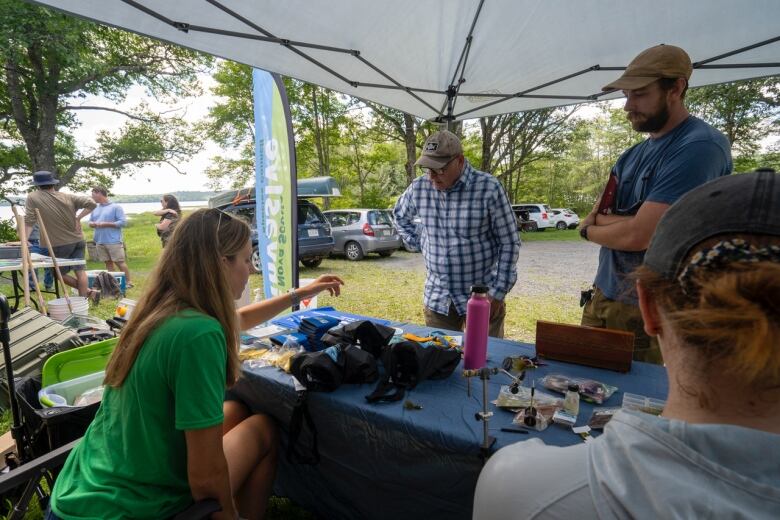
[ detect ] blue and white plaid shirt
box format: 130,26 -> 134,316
393,161 -> 520,316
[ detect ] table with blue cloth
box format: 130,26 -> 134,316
229,322 -> 668,520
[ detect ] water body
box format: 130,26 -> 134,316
0,201 -> 208,220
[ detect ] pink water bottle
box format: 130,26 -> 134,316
463,285 -> 491,370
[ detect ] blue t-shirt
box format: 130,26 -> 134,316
594,116 -> 732,303
89,202 -> 127,244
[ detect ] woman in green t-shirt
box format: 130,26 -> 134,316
49,208 -> 344,520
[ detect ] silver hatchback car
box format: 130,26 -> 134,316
323,209 -> 402,260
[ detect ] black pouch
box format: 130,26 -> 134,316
342,344 -> 378,384
287,345 -> 378,465
321,320 -> 395,358
289,348 -> 344,392
366,340 -> 460,403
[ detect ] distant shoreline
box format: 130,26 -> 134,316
0,190 -> 219,206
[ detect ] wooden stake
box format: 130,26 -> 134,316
34,208 -> 73,314
10,206 -> 30,308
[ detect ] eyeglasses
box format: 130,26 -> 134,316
421,156 -> 457,176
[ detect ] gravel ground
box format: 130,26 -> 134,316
380,240 -> 601,298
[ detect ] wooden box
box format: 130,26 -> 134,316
535,320 -> 634,372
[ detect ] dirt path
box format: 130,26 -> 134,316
380,240 -> 601,297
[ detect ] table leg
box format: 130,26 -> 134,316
10,271 -> 21,311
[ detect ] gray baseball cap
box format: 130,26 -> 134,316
415,130 -> 463,169
644,169 -> 780,280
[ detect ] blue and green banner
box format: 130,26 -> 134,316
252,69 -> 297,299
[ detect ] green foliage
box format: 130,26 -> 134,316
0,0 -> 212,193
687,78 -> 779,160
0,217 -> 18,241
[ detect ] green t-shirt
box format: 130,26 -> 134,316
51,310 -> 227,519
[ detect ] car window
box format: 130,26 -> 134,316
325,212 -> 347,227
299,203 -> 325,225
527,206 -> 540,213
347,212 -> 361,225
368,210 -> 392,226
544,205 -> 552,213
552,210 -> 561,216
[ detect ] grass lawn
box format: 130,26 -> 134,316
1,213 -> 583,519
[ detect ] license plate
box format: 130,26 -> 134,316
307,229 -> 318,237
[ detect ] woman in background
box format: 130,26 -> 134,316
154,193 -> 181,247
49,208 -> 344,520
474,170 -> 780,519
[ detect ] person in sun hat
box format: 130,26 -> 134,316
23,170 -> 96,297
475,169 -> 780,519
393,129 -> 520,338
578,44 -> 732,364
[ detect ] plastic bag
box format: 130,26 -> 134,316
73,386 -> 105,407
494,384 -> 563,410
539,373 -> 618,404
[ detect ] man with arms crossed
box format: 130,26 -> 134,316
579,44 -> 732,363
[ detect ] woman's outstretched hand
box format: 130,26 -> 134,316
302,274 -> 344,298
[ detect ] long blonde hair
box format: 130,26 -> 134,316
105,208 -> 250,388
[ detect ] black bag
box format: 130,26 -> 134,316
287,345 -> 378,464
321,320 -> 395,358
366,340 -> 461,403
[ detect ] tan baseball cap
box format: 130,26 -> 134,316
415,130 -> 463,169
602,44 -> 693,92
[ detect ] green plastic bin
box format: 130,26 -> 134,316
41,337 -> 118,388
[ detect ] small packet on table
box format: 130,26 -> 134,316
587,407 -> 621,429
539,373 -> 618,404
513,403 -> 558,431
494,385 -> 563,410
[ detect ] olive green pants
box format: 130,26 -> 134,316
424,301 -> 506,339
581,287 -> 662,365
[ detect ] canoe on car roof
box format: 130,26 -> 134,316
208,176 -> 342,208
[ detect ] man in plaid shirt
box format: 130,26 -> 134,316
393,130 -> 520,338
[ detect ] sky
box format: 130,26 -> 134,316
71,75 -> 221,195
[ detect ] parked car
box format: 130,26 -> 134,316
218,199 -> 334,270
550,208 -> 580,230
323,209 -> 402,260
511,203 -> 555,231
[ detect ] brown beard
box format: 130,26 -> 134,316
630,101 -> 670,133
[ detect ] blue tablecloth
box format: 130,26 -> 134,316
229,322 -> 668,520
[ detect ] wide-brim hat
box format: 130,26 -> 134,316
415,130 -> 463,169
603,44 -> 693,92
32,170 -> 60,186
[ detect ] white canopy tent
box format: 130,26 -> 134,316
32,0 -> 780,122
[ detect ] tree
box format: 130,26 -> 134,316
365,103 -> 437,186
686,77 -> 779,167
475,107 -> 578,202
0,0 -> 211,195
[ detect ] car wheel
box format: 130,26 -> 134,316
251,246 -> 261,273
556,221 -> 567,230
301,257 -> 323,268
378,250 -> 393,258
345,241 -> 364,261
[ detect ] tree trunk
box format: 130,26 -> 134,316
403,113 -> 417,185
310,87 -> 326,176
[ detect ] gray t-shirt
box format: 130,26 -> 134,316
594,116 -> 732,303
